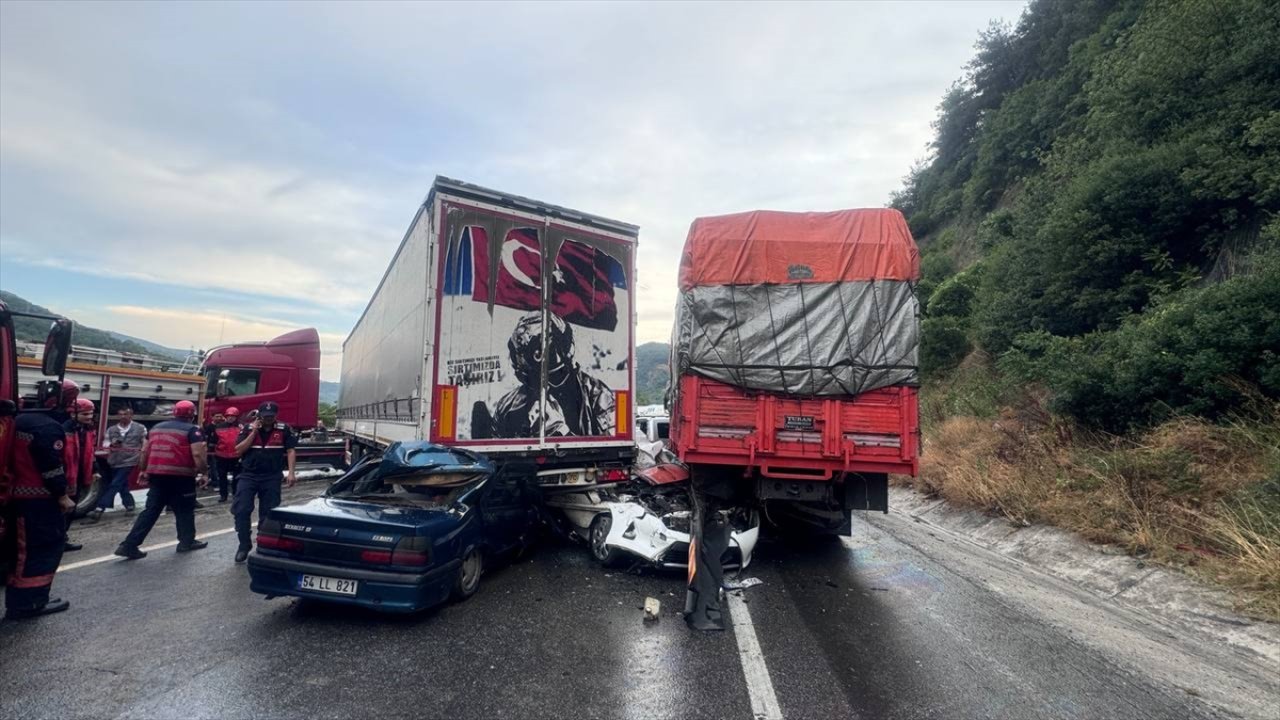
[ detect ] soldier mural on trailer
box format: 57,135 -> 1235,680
440,207 -> 629,441
486,312 -> 614,438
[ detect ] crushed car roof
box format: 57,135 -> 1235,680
378,441 -> 494,479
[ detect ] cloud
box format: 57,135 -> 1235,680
2,0 -> 1026,371
66,305 -> 347,381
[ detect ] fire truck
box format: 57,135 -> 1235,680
2,301 -> 73,581
15,341 -> 206,516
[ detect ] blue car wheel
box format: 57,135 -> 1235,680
452,546 -> 482,601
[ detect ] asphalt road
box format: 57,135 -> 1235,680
2,482 -> 1275,720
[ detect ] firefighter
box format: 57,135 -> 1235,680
231,402 -> 296,563
212,406 -> 243,502
113,400 -> 208,559
60,397 -> 98,553
4,402 -> 74,620
46,379 -> 79,425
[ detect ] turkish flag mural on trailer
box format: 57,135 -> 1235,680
446,224 -> 626,332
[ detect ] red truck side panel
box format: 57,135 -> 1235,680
672,375 -> 918,478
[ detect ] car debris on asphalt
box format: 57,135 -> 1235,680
643,596 -> 661,622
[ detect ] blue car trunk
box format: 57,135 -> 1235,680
248,441 -> 510,613
266,497 -> 460,571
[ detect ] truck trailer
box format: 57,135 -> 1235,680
669,208 -> 921,535
338,177 -> 638,483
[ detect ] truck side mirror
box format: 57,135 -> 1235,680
41,319 -> 72,377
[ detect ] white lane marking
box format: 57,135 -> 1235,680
59,527 -> 237,572
727,590 -> 784,720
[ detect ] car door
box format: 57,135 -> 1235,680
479,474 -> 528,553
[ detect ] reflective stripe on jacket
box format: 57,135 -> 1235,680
11,413 -> 68,500
144,420 -> 201,476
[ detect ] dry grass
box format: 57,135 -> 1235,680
906,394 -> 1280,619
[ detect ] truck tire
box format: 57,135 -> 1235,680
451,545 -> 483,601
589,514 -> 625,568
72,474 -> 104,519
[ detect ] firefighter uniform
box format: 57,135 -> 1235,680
213,421 -> 243,501
61,416 -> 95,551
116,419 -> 205,556
232,420 -> 296,558
4,412 -> 71,619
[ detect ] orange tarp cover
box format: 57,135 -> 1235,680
678,209 -> 919,290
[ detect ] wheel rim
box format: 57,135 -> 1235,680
460,549 -> 481,592
591,515 -> 612,560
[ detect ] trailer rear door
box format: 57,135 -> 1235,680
429,185 -> 637,455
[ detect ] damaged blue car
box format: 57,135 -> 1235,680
246,442 -> 538,613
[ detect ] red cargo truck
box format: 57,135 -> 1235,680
669,209 -> 920,534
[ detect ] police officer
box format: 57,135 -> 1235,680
113,400 -> 208,559
212,406 -> 243,503
4,397 -> 74,620
231,401 -> 296,563
60,398 -> 98,553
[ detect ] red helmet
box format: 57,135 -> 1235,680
46,379 -> 80,409
74,398 -> 96,414
224,406 -> 241,418
174,400 -> 197,419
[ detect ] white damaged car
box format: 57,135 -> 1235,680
544,464 -> 760,570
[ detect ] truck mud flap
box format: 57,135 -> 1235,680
844,472 -> 889,513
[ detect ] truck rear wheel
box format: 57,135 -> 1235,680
764,500 -> 851,538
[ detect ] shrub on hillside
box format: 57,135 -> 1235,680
926,266 -> 981,319
1001,265 -> 1280,432
921,317 -> 971,377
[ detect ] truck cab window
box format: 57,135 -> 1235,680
219,368 -> 260,397
656,421 -> 670,440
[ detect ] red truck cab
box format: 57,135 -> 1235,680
201,327 -> 321,428
201,328 -> 345,469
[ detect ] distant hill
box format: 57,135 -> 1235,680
1,290 -> 174,359
104,331 -> 189,361
636,342 -> 670,406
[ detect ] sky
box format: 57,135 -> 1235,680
0,0 -> 1027,382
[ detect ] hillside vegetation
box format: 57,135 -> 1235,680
893,0 -> 1280,616
636,342 -> 672,405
